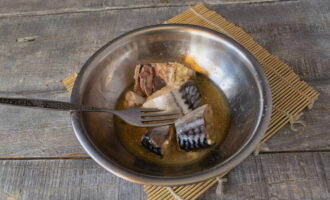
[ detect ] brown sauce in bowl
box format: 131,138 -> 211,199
115,74 -> 230,166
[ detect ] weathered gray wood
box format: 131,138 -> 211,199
0,159 -> 146,200
0,0 -> 287,18
0,152 -> 329,200
1,0 -> 329,81
199,152 -> 330,200
266,80 -> 330,152
319,152 -> 330,187
0,0 -> 329,157
209,0 -> 330,81
0,4 -> 186,158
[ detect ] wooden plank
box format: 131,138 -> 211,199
208,0 -> 330,81
266,80 -> 330,152
319,152 -> 330,189
0,0 -> 287,18
0,159 -> 146,200
0,0 -> 329,157
1,152 -> 330,200
2,0 -> 330,81
199,152 -> 330,200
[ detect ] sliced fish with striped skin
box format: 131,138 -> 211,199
177,80 -> 202,111
140,80 -> 202,155
142,80 -> 202,115
175,104 -> 214,151
141,126 -> 175,156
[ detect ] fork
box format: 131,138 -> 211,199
0,97 -> 180,127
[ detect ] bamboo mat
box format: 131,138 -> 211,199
62,3 -> 319,200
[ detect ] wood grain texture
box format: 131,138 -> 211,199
199,152 -> 330,200
0,0 -> 289,18
0,0 -> 329,157
1,152 -> 330,200
0,159 -> 146,200
207,0 -> 330,81
0,4 -> 185,158
266,80 -> 330,152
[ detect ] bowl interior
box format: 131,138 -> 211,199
72,25 -> 266,179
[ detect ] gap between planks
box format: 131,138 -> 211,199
0,156 -> 91,160
0,0 -> 299,19
2,149 -> 330,160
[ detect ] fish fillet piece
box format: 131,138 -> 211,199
177,80 -> 202,111
123,91 -> 146,108
142,86 -> 181,113
133,62 -> 193,97
154,62 -> 193,87
140,80 -> 202,155
142,80 -> 202,115
133,64 -> 167,97
141,126 -> 175,156
175,104 -> 214,151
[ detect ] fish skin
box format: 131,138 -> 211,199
141,125 -> 174,156
140,80 -> 205,153
175,104 -> 214,151
134,63 -> 214,154
142,79 -> 202,115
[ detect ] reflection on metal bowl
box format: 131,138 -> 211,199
71,24 -> 272,186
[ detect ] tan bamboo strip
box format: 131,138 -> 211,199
151,188 -> 172,200
190,179 -> 219,200
148,187 -> 168,199
178,181 -> 212,198
184,179 -> 218,199
147,186 -> 167,197
148,174 -> 229,200
145,185 -> 164,195
61,72 -> 77,92
160,183 -> 202,200
144,185 -> 161,194
170,184 -> 196,195
157,179 -> 218,200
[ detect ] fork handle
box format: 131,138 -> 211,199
0,97 -> 113,113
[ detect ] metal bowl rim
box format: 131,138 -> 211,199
70,24 -> 272,186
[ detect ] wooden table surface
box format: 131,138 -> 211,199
0,0 -> 329,199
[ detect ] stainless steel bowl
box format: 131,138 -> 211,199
71,24 -> 272,186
